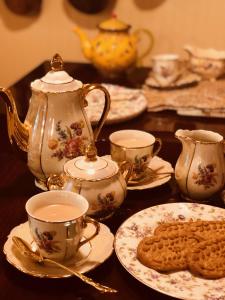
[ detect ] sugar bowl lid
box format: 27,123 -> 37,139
98,16 -> 130,32
31,53 -> 82,93
64,144 -> 118,181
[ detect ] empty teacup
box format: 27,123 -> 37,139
109,130 -> 162,182
151,54 -> 183,87
25,190 -> 100,261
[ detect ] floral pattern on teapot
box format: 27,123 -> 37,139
90,191 -> 117,220
48,120 -> 88,160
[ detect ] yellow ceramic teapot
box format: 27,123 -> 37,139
74,16 -> 154,77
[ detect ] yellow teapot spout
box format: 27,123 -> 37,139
73,27 -> 93,61
0,88 -> 29,152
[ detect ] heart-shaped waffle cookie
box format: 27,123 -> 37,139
137,233 -> 203,272
154,221 -> 189,236
154,220 -> 225,239
188,236 -> 225,279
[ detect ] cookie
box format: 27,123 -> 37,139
137,233 -> 203,272
188,220 -> 225,239
154,220 -> 225,239
188,236 -> 225,279
154,221 -> 189,236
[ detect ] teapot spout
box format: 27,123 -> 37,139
0,88 -> 29,152
73,27 -> 93,60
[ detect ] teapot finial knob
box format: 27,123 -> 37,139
51,54 -> 64,71
85,143 -> 97,161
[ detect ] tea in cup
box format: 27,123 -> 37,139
109,130 -> 162,182
25,190 -> 100,261
151,54 -> 183,87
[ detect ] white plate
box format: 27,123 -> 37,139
85,84 -> 147,124
127,156 -> 174,190
114,202 -> 225,300
4,221 -> 114,278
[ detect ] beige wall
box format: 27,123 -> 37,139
1,0 -> 225,87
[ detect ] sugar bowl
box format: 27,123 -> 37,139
48,144 -> 131,220
184,45 -> 225,80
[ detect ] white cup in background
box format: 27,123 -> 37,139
151,54 -> 183,87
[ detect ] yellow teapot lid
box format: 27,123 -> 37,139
98,15 -> 130,32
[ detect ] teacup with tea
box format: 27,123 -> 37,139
26,190 -> 100,261
109,129 -> 162,183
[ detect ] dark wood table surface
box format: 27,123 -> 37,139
1,62 -> 225,300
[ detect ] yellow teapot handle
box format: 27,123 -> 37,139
134,28 -> 154,66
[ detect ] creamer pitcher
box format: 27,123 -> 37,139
175,129 -> 225,201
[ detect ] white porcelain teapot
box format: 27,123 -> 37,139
0,54 -> 110,190
47,144 -> 131,220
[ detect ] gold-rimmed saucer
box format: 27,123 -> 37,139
103,155 -> 174,191
3,221 -> 114,278
127,156 -> 174,190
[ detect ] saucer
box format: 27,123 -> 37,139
3,221 -> 114,278
127,156 -> 174,190
145,71 -> 201,89
103,155 -> 174,191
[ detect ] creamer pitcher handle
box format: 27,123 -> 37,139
83,84 -> 111,142
134,28 -> 154,66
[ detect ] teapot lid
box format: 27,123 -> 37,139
31,54 -> 82,93
64,144 -> 118,181
98,16 -> 130,32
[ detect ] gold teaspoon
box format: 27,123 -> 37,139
12,236 -> 117,294
128,172 -> 172,186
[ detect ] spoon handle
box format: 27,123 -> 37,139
44,258 -> 117,293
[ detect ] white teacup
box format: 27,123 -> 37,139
26,190 -> 99,262
109,130 -> 162,182
151,54 -> 183,87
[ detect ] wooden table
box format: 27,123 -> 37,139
1,62 -> 225,300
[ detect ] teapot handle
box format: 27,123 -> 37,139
134,28 -> 154,66
83,84 -> 110,142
